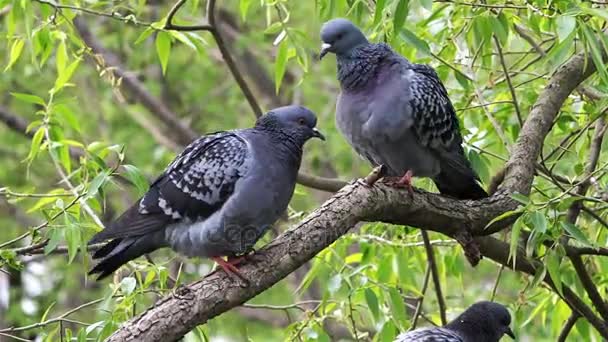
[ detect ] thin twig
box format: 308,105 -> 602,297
32,0 -> 152,27
493,35 -> 523,126
557,313 -> 580,342
421,231 -> 447,325
410,265 -> 432,330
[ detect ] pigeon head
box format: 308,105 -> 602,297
446,301 -> 515,341
320,18 -> 368,60
256,105 -> 325,143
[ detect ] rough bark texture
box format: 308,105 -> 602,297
106,47 -> 602,341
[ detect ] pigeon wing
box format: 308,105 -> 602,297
89,132 -> 250,243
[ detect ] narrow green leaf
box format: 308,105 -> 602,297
120,277 -> 137,295
508,215 -> 524,268
11,92 -> 45,105
485,208 -> 523,229
239,0 -> 253,21
530,211 -> 547,233
274,40 -> 289,94
54,104 -> 80,132
387,287 -> 407,329
56,40 -> 67,74
546,30 -> 575,67
560,221 -> 592,246
373,0 -> 387,25
134,27 -> 154,45
156,31 -> 171,75
27,128 -> 45,161
4,38 -> 25,71
398,28 -> 431,55
53,59 -> 80,93
491,15 -> 509,45
122,164 -> 150,196
393,0 -> 410,35
580,23 -> 608,85
169,31 -> 197,51
511,193 -> 529,205
65,224 -> 81,263
364,288 -> 380,322
40,302 -> 56,323
87,170 -> 110,199
417,0 -> 432,11
545,248 -> 563,296
555,15 -> 576,41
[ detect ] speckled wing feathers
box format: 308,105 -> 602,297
89,132 -> 249,242
395,328 -> 463,342
407,63 -> 461,151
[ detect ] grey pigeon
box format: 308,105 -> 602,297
395,301 -> 515,342
88,106 -> 325,279
320,18 -> 487,199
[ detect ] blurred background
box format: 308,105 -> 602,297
1,0 -> 608,341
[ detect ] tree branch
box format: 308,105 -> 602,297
104,14 -> 606,342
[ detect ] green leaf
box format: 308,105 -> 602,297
169,31 -> 197,51
156,31 -> 171,75
87,170 -> 111,199
122,164 -> 149,196
239,0 -> 252,21
491,15 -> 509,45
417,0 -> 432,11
530,211 -> 547,233
54,104 -> 80,132
274,40 -> 289,94
134,27 -> 154,45
387,287 -> 407,329
4,38 -> 25,71
44,227 -> 63,254
53,59 -> 80,93
485,208 -> 523,229
373,0 -> 387,25
328,274 -> 342,294
560,221 -> 592,246
545,248 -> 563,296
120,277 -> 137,295
27,128 -> 45,161
511,193 -> 529,205
40,302 -> 56,323
580,23 -> 608,85
56,40 -> 67,74
65,224 -> 81,263
393,0 -> 410,35
556,15 -> 576,41
545,29 -> 575,67
364,288 -> 380,322
11,92 -> 45,105
398,28 -> 431,55
508,215 -> 524,268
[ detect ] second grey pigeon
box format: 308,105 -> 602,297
395,301 -> 515,342
88,105 -> 325,279
320,18 -> 487,199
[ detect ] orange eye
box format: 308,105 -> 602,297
298,118 -> 306,125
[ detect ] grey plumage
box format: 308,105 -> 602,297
320,18 -> 487,199
88,105 -> 324,279
395,301 -> 515,342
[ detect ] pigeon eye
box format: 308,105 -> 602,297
297,118 -> 306,125
336,33 -> 344,40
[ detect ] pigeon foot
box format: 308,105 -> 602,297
382,170 -> 414,196
212,256 -> 249,285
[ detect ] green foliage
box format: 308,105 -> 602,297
1,0 -> 608,341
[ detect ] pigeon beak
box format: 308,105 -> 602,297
319,43 -> 331,60
312,128 -> 325,141
505,327 -> 515,339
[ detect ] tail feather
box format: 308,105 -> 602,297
433,164 -> 488,200
89,238 -> 159,280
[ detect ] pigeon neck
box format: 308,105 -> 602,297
254,123 -> 305,163
336,43 -> 392,91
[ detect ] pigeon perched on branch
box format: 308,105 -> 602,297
88,106 -> 325,280
395,301 -> 515,342
320,18 -> 487,199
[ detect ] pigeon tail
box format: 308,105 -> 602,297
433,167 -> 488,200
89,236 -> 162,280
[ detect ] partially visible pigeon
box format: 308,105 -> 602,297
88,106 -> 325,280
395,301 -> 515,342
320,18 -> 487,199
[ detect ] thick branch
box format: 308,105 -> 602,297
106,17 -> 606,342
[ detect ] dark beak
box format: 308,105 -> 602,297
319,43 -> 331,60
312,128 -> 325,141
505,327 -> 515,339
